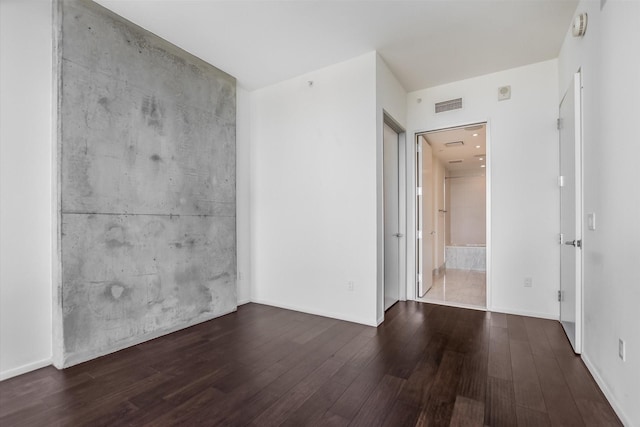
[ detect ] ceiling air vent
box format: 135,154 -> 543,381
449,159 -> 464,164
435,98 -> 462,113
445,141 -> 464,147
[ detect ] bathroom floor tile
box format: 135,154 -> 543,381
417,268 -> 486,308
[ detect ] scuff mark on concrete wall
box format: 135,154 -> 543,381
55,0 -> 236,368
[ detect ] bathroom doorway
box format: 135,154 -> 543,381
416,123 -> 488,309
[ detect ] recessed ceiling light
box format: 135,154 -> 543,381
479,157 -> 483,160
473,133 -> 479,137
480,165 -> 486,168
475,145 -> 481,148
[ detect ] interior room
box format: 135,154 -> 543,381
1,0 -> 638,425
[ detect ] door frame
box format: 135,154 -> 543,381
381,112 -> 407,319
559,70 -> 584,354
407,120 -> 492,311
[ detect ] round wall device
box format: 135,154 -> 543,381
572,13 -> 588,37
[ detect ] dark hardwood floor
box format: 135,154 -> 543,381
0,302 -> 621,426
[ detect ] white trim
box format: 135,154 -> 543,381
558,70 -> 584,354
490,306 -> 559,321
576,69 -> 584,355
398,129 -> 407,303
0,358 -> 52,381
405,134 -> 417,302
485,121 -> 492,311
582,354 -> 631,427
572,70 -> 584,353
380,111 -> 407,321
252,298 -> 379,328
237,298 -> 251,306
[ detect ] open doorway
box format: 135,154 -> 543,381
416,123 -> 488,309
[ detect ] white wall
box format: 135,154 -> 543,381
375,55 -> 407,321
406,59 -> 560,318
236,86 -> 251,305
250,52 -> 379,326
0,0 -> 53,380
558,1 -> 640,424
447,175 -> 486,246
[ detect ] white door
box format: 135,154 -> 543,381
559,72 -> 583,354
417,137 -> 434,297
384,123 -> 400,310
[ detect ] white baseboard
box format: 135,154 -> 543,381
581,354 -> 632,427
489,305 -> 559,321
251,298 -> 378,327
237,298 -> 251,306
0,357 -> 52,381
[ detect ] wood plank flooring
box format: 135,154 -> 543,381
0,302 -> 621,426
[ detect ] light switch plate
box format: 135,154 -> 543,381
588,213 -> 596,231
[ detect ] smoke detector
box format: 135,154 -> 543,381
572,13 -> 588,37
498,85 -> 511,101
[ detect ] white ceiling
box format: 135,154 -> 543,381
423,123 -> 487,173
96,0 -> 578,91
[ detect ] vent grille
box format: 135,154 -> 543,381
448,159 -> 463,164
435,98 -> 462,113
445,141 -> 464,147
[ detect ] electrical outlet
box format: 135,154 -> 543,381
347,281 -> 354,292
619,339 -> 626,361
524,277 -> 533,288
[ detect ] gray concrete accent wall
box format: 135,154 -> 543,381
55,0 -> 236,367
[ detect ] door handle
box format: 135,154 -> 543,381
564,239 -> 582,248
394,233 -> 404,238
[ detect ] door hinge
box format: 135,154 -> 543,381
416,187 -> 422,196
557,118 -> 563,130
417,144 -> 422,153
417,230 -> 422,239
559,233 -> 564,244
558,176 -> 565,187
558,290 -> 564,302
417,273 -> 422,283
